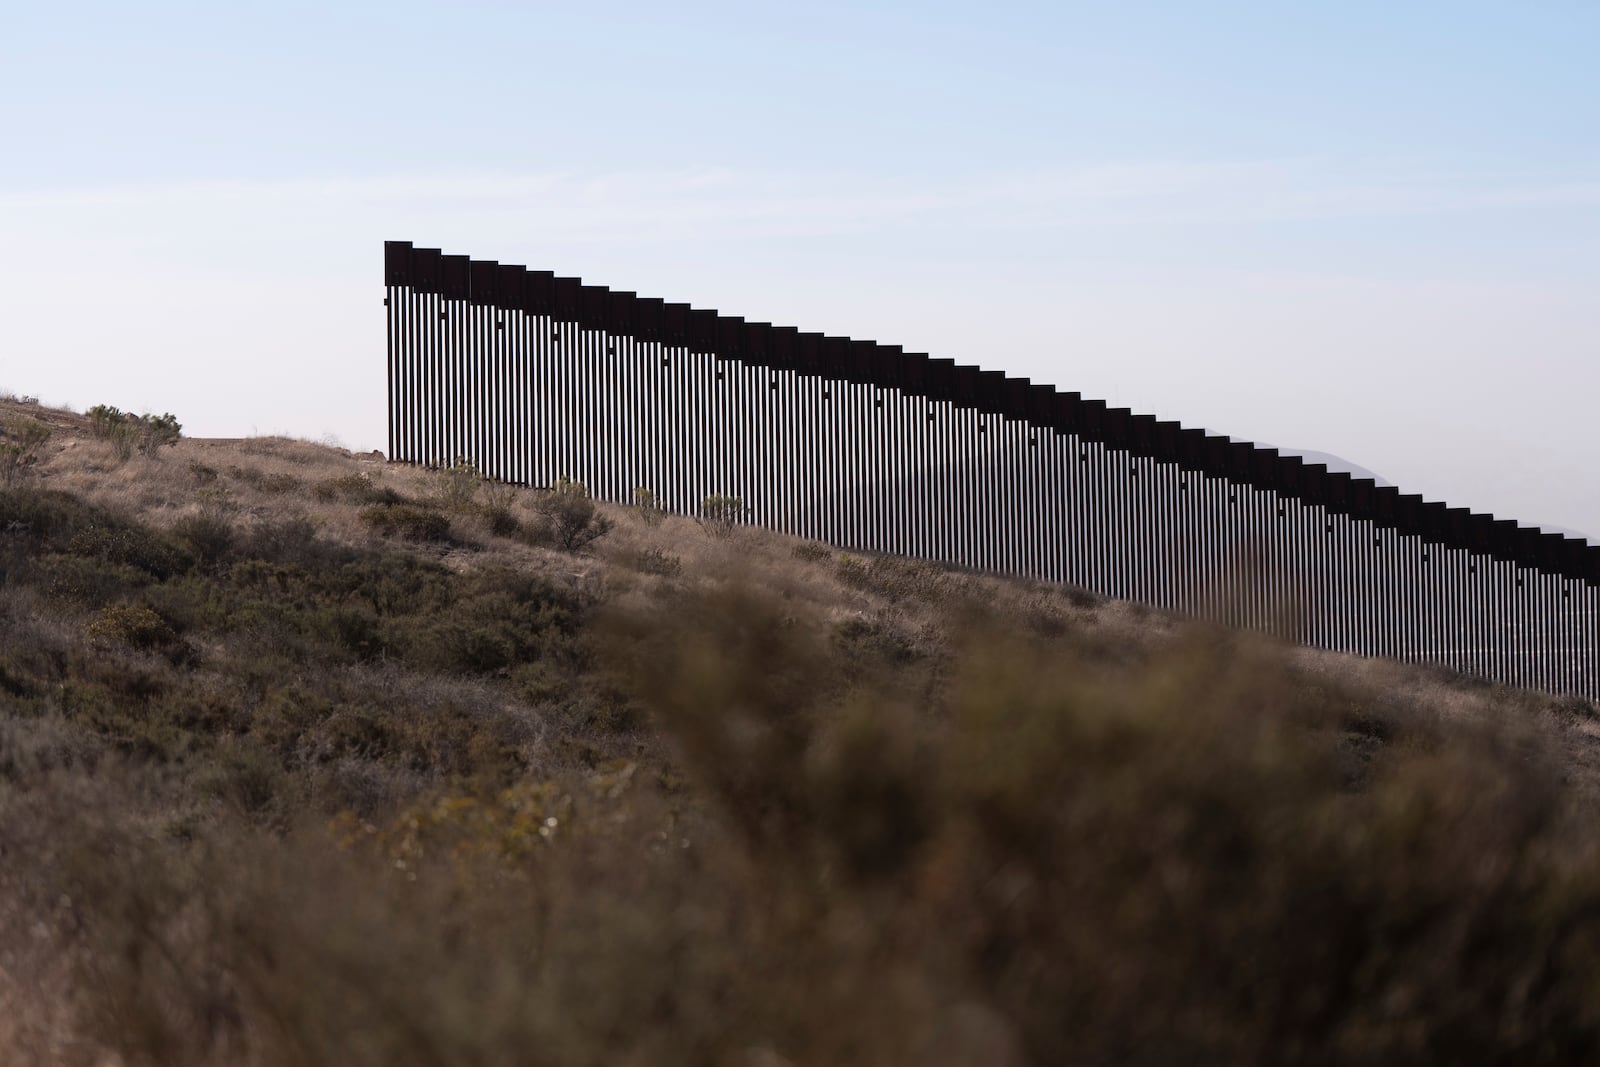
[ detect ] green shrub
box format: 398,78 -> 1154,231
312,473 -> 404,506
401,619 -> 517,675
630,548 -> 682,577
387,567 -> 584,676
228,465 -> 302,494
831,614 -> 921,665
108,421 -> 137,461
55,677 -> 195,760
86,602 -> 177,651
322,552 -> 453,616
474,473 -> 521,537
477,474 -> 520,526
481,506 -> 519,536
415,460 -> 525,536
1063,583 -> 1100,609
136,413 -> 182,455
32,553 -> 154,606
0,415 -> 50,485
791,541 -> 832,564
307,605 -> 384,661
198,741 -> 286,819
143,573 -> 242,635
428,457 -> 483,511
67,522 -> 192,580
527,478 -> 612,551
0,488 -> 93,550
358,503 -> 451,543
835,552 -> 954,604
0,488 -> 191,578
234,517 -> 333,567
173,491 -> 237,570
172,515 -> 234,569
315,704 -> 401,763
87,405 -> 181,460
632,486 -> 664,525
510,659 -> 569,706
697,494 -> 745,538
86,403 -> 124,439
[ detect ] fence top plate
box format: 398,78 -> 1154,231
383,240 -> 1599,583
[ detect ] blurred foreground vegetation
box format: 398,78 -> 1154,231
4,413 -> 1600,1065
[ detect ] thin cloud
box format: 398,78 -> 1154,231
3,160 -> 1596,248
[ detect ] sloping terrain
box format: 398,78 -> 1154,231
3,395 -> 1600,1066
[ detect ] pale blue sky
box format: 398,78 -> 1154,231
2,2 -> 1596,536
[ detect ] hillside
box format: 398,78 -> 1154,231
4,395 -> 1600,1066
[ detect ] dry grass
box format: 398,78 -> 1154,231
4,394 -> 1600,1064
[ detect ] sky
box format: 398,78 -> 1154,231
2,1 -> 1596,538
